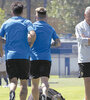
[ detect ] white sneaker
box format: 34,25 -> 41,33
2,85 -> 9,88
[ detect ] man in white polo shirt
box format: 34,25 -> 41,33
75,6 -> 90,100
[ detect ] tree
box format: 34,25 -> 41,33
1,0 -> 6,9
47,0 -> 89,34
0,8 -> 5,27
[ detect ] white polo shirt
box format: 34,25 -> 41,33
75,20 -> 90,63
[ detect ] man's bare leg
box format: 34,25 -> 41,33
9,78 -> 18,100
20,79 -> 28,100
84,77 -> 90,100
32,78 -> 39,100
41,77 -> 49,100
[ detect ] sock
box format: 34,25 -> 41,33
9,91 -> 15,100
41,94 -> 47,100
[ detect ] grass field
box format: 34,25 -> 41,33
0,76 -> 85,100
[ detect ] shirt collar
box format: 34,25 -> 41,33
11,16 -> 22,19
84,20 -> 90,27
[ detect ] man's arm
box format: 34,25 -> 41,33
51,38 -> 61,48
75,25 -> 90,46
80,33 -> 90,46
0,37 -> 6,44
88,38 -> 90,45
28,30 -> 36,47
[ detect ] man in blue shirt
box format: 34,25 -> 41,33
0,2 -> 36,100
30,7 -> 60,100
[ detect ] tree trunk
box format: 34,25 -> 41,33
1,0 -> 6,9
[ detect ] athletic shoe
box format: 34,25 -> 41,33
3,84 -> 9,88
9,91 -> 15,100
41,94 -> 47,100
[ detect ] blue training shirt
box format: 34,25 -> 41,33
0,16 -> 34,60
30,21 -> 59,61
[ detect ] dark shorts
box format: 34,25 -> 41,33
30,60 -> 51,79
78,63 -> 90,78
6,59 -> 30,80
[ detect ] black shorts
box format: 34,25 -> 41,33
6,59 -> 30,80
30,60 -> 51,79
78,63 -> 90,78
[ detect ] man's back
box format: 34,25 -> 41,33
30,21 -> 59,61
0,16 -> 33,59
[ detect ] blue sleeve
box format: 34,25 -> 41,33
52,29 -> 59,40
26,20 -> 35,32
0,24 -> 5,37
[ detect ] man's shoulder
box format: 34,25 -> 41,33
47,23 -> 55,31
76,20 -> 85,29
76,21 -> 84,26
2,17 -> 16,25
23,18 -> 32,23
3,18 -> 11,24
33,21 -> 38,25
1,18 -> 11,27
33,21 -> 55,31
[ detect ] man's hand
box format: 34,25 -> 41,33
28,31 -> 36,47
51,39 -> 61,48
88,38 -> 90,45
81,33 -> 90,46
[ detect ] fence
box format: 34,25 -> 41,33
50,39 -> 79,77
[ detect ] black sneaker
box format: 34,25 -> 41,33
9,91 -> 15,100
41,94 -> 47,100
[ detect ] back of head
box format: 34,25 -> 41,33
85,6 -> 90,15
11,1 -> 23,16
84,6 -> 90,25
35,7 -> 47,20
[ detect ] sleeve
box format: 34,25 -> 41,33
0,24 -> 5,37
75,25 -> 88,46
52,28 -> 59,40
26,20 -> 35,32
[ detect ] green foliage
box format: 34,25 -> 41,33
47,0 -> 89,34
0,8 -> 5,27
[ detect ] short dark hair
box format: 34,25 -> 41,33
11,2 -> 23,15
35,7 -> 47,19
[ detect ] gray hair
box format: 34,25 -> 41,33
85,6 -> 90,14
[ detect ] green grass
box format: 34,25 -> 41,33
0,77 -> 85,100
